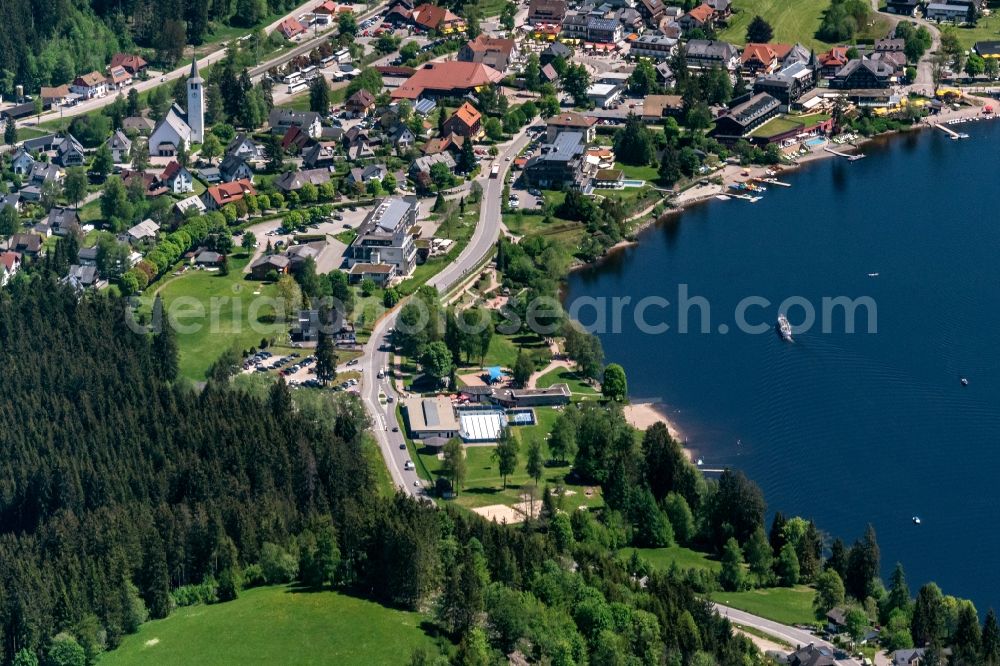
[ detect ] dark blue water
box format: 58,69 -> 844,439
566,121 -> 1000,612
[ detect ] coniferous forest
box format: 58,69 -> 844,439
0,279 -> 765,665
0,0 -> 308,94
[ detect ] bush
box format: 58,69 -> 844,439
172,578 -> 219,607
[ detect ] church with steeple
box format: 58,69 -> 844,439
147,58 -> 206,157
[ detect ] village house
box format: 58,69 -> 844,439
685,39 -> 740,72
70,71 -> 108,99
45,207 -> 82,237
753,60 -> 817,108
546,111 -> 597,143
302,142 -> 340,169
268,109 -> 323,138
528,0 -> 567,24
678,3 -> 715,32
123,116 -> 155,135
250,254 -> 291,280
124,219 -> 160,245
819,46 -> 850,78
10,149 -> 34,176
278,17 -> 308,40
219,154 -> 254,183
53,134 -> 86,168
0,251 -> 21,287
345,89 -> 377,117
159,161 -> 194,193
77,247 -> 99,266
64,264 -> 99,291
540,41 -> 573,66
40,85 -> 72,109
787,644 -> 836,666
106,66 -> 133,91
443,102 -> 482,138
175,194 -> 206,217
110,53 -> 148,76
924,2 -> 968,21
105,129 -> 132,163
201,179 -> 257,211
458,35 -> 519,73
637,0 -> 666,28
410,3 -> 466,32
409,152 -> 455,180
9,233 -> 43,257
225,133 -> 262,161
347,164 -> 389,187
274,168 -> 333,193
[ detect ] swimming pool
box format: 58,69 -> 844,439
622,179 -> 646,187
805,137 -> 826,147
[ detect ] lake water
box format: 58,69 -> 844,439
566,119 -> 1000,612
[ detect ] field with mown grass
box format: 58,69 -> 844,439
713,585 -> 817,625
155,253 -> 282,381
621,545 -> 722,573
101,585 -> 440,666
718,0 -> 891,50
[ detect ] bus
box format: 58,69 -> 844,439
287,81 -> 308,95
490,164 -> 500,178
319,55 -> 336,69
282,71 -> 303,86
300,65 -> 318,80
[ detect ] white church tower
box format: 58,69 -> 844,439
187,57 -> 204,143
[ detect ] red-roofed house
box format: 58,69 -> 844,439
741,43 -> 793,76
159,161 -> 194,193
278,17 -> 308,39
443,102 -> 482,138
0,251 -> 21,287
411,3 -> 466,33
110,53 -> 149,75
70,71 -> 108,99
314,0 -> 339,14
106,66 -> 133,90
201,179 -> 257,211
678,3 -> 715,31
819,46 -> 850,78
391,61 -> 503,100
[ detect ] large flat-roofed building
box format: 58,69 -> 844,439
403,396 -> 461,439
345,196 -> 419,276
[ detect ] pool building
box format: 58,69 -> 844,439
403,388 -> 559,444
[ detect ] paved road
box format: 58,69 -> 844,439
713,604 -> 861,666
17,0 -> 388,129
359,128 -> 533,497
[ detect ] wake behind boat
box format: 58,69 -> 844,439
777,314 -> 793,342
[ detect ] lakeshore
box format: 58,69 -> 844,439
564,117 -> 1000,613
609,98 -> 1000,247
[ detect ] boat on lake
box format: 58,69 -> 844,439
777,314 -> 793,342
913,516 -> 922,525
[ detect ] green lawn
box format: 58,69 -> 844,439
156,254 -> 283,381
749,112 -> 833,139
471,0 -> 508,16
948,17 -> 1000,50
718,0 -> 890,50
614,162 -> 660,182
410,405 -> 602,512
536,368 -> 598,396
102,585 -> 440,666
621,546 -> 722,573
713,585 -> 817,626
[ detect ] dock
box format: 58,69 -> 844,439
823,145 -> 865,161
934,123 -> 969,139
758,178 -> 791,187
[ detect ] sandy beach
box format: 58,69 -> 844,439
622,402 -> 692,454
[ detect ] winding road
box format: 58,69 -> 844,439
714,604 -> 862,666
359,128 -> 533,497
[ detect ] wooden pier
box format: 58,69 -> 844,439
823,145 -> 865,161
934,123 -> 968,139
